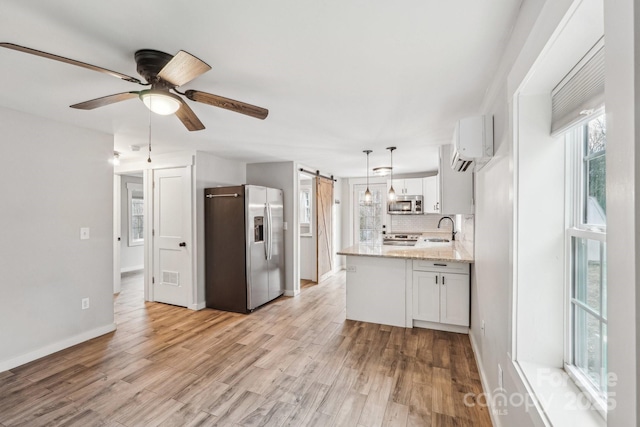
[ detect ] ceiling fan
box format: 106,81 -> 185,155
0,43 -> 269,131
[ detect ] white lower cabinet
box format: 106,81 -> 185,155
412,261 -> 470,330
345,256 -> 407,327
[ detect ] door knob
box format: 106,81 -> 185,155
179,242 -> 186,247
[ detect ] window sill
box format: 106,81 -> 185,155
517,361 -> 605,427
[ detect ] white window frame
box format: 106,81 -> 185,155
564,111 -> 607,417
127,183 -> 144,247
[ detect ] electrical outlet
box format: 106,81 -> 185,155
498,363 -> 504,390
346,265 -> 356,273
81,298 -> 90,310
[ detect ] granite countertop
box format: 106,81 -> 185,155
337,240 -> 474,263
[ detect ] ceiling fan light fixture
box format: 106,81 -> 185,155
139,89 -> 181,115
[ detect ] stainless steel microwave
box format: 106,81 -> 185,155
388,195 -> 423,214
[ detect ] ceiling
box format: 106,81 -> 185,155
0,0 -> 523,178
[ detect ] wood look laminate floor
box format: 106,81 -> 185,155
0,271 -> 492,427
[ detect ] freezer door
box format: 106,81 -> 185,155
246,185 -> 270,309
266,188 -> 285,300
204,185 -> 247,313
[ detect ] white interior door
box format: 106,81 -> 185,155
153,167 -> 192,307
113,174 -> 121,294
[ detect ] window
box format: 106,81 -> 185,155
299,185 -> 312,235
127,183 -> 144,246
354,183 -> 386,244
566,113 -> 607,411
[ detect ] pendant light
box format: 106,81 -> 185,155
387,146 -> 396,201
363,150 -> 372,203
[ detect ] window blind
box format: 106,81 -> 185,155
551,37 -> 604,136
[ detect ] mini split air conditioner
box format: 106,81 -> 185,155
450,115 -> 494,172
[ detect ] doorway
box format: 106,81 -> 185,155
114,172 -> 146,301
297,172 -> 335,285
298,172 -> 317,283
113,164 -> 194,309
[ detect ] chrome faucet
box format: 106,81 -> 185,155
437,216 -> 456,241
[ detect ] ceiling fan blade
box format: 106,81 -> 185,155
0,42 -> 143,84
158,51 -> 211,87
70,92 -> 140,110
185,90 -> 269,120
175,98 -> 205,131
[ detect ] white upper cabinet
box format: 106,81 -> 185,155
422,175 -> 440,213
388,178 -> 423,196
439,145 -> 473,214
403,178 -> 423,195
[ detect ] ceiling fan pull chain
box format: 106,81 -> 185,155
147,104 -> 152,163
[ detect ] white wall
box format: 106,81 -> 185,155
514,94 -> 565,367
472,0 -> 568,425
194,151 -> 246,307
602,1 -> 640,424
472,0 -> 640,425
0,107 -> 115,371
338,178 -> 350,269
246,161 -> 298,295
120,174 -> 144,272
332,177 -> 344,271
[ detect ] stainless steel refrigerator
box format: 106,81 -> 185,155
204,185 -> 285,313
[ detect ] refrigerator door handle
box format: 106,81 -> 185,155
269,203 -> 274,260
266,202 -> 272,260
264,203 -> 269,260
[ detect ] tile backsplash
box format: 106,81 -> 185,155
390,214 -> 452,233
389,213 -> 474,255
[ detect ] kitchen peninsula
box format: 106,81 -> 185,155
337,239 -> 474,333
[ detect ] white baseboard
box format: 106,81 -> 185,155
0,323 -> 117,373
469,331 -> 503,427
120,265 -> 144,274
413,319 -> 469,334
284,289 -> 300,297
190,301 -> 206,311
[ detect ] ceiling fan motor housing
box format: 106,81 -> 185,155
134,49 -> 173,87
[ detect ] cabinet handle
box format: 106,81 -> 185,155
442,276 -> 446,285
434,263 -> 447,267
435,276 -> 438,284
